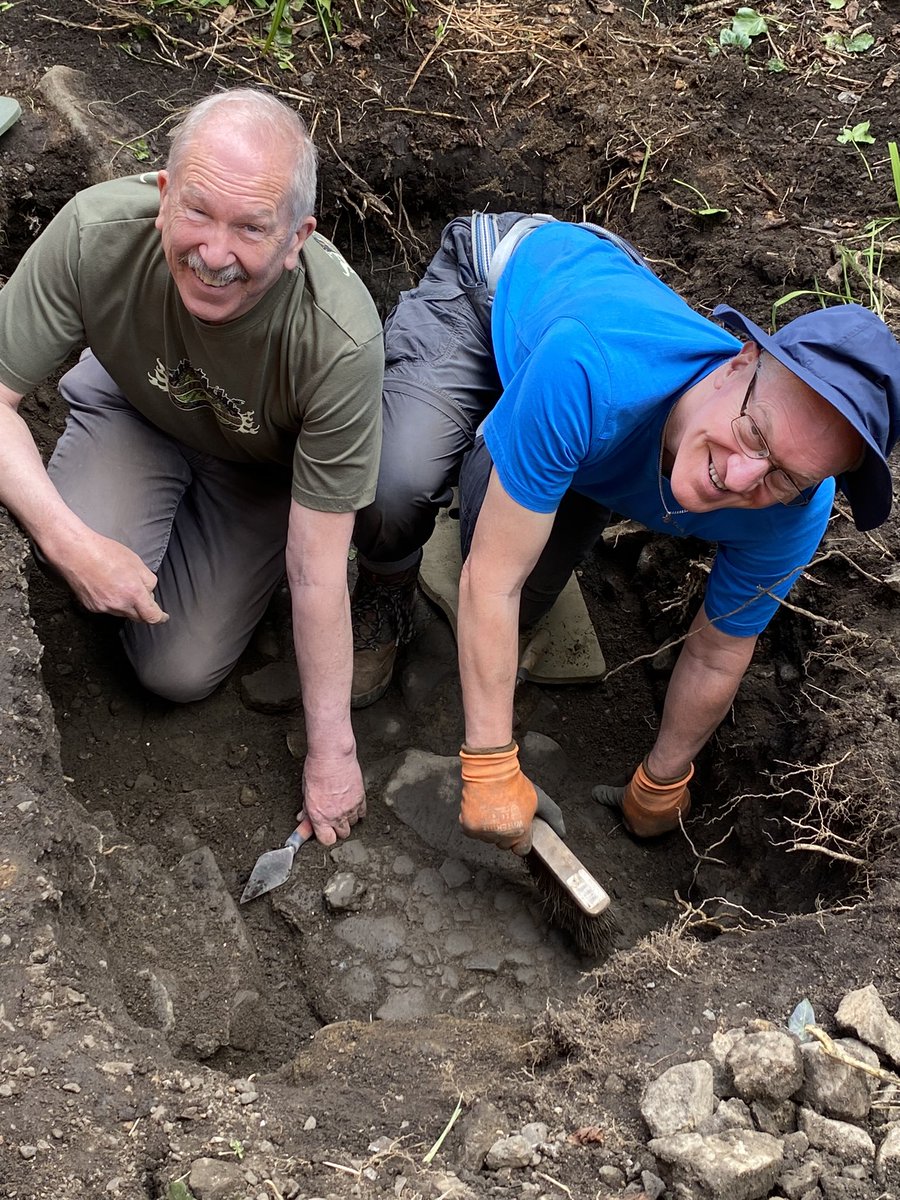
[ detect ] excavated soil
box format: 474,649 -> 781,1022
2,1 -> 900,1197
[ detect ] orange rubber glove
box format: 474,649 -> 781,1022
459,741 -> 537,855
594,759 -> 693,838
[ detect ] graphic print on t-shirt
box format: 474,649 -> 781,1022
148,357 -> 260,434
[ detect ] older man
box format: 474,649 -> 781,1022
0,89 -> 384,846
351,213 -> 900,851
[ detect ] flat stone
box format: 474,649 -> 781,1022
597,1164 -> 626,1189
336,915 -> 406,957
413,867 -> 446,897
484,1134 -> 534,1170
440,858 -> 472,889
324,871 -> 366,912
376,988 -> 430,1021
189,1157 -> 246,1200
507,912 -> 540,946
464,951 -> 504,973
641,1060 -> 715,1138
641,1170 -> 666,1200
836,985 -> 900,1070
382,750 -> 505,868
239,662 -> 300,713
648,1129 -> 783,1200
521,1122 -> 549,1146
519,730 -> 568,777
798,1107 -> 875,1162
38,66 -> 145,185
331,840 -> 370,867
444,931 -> 474,957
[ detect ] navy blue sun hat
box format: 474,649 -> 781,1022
713,303 -> 900,531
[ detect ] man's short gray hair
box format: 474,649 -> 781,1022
166,89 -> 318,225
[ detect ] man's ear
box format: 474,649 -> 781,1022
154,170 -> 170,232
284,216 -> 317,271
717,339 -> 758,389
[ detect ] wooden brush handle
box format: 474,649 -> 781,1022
530,817 -> 611,916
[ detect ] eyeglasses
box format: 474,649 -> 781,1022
731,366 -> 812,508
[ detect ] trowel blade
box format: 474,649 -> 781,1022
239,813 -> 314,904
240,845 -> 297,904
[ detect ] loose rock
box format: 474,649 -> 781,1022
640,1060 -> 715,1137
799,1039 -> 878,1122
648,1128 -> 784,1200
875,1122 -> 900,1189
836,985 -> 900,1070
727,1030 -> 803,1104
797,1108 -> 875,1162
484,1133 -> 534,1169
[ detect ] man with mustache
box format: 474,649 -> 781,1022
0,89 -> 383,846
350,213 -> 900,851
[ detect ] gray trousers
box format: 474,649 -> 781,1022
48,351 -> 291,702
352,214 -> 610,627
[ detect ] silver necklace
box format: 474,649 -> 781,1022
658,405 -> 687,525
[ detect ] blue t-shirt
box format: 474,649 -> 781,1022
484,223 -> 834,637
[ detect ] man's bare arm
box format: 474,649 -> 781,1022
458,469 -> 555,748
286,500 -> 365,845
646,605 -> 758,779
0,381 -> 167,622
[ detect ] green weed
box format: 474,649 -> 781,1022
719,6 -> 767,50
888,141 -> 900,211
672,179 -> 729,218
823,30 -> 874,53
838,120 -> 875,181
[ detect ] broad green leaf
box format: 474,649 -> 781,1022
732,7 -> 768,37
845,32 -> 874,52
837,120 -> 875,145
720,26 -> 752,48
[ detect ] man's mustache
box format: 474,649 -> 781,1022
178,250 -> 249,286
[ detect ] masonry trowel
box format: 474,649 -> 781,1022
240,810 -> 314,903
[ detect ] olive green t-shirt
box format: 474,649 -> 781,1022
0,173 -> 384,511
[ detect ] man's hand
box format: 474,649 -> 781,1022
593,759 -> 693,838
301,751 -> 366,846
459,742 -> 537,855
56,530 -> 169,624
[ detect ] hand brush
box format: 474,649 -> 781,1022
515,630 -> 618,957
526,800 -> 619,958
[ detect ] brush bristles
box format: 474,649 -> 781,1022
525,850 -> 620,958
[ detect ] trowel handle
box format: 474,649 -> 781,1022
285,811 -> 315,851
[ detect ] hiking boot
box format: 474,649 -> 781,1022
351,564 -> 419,708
